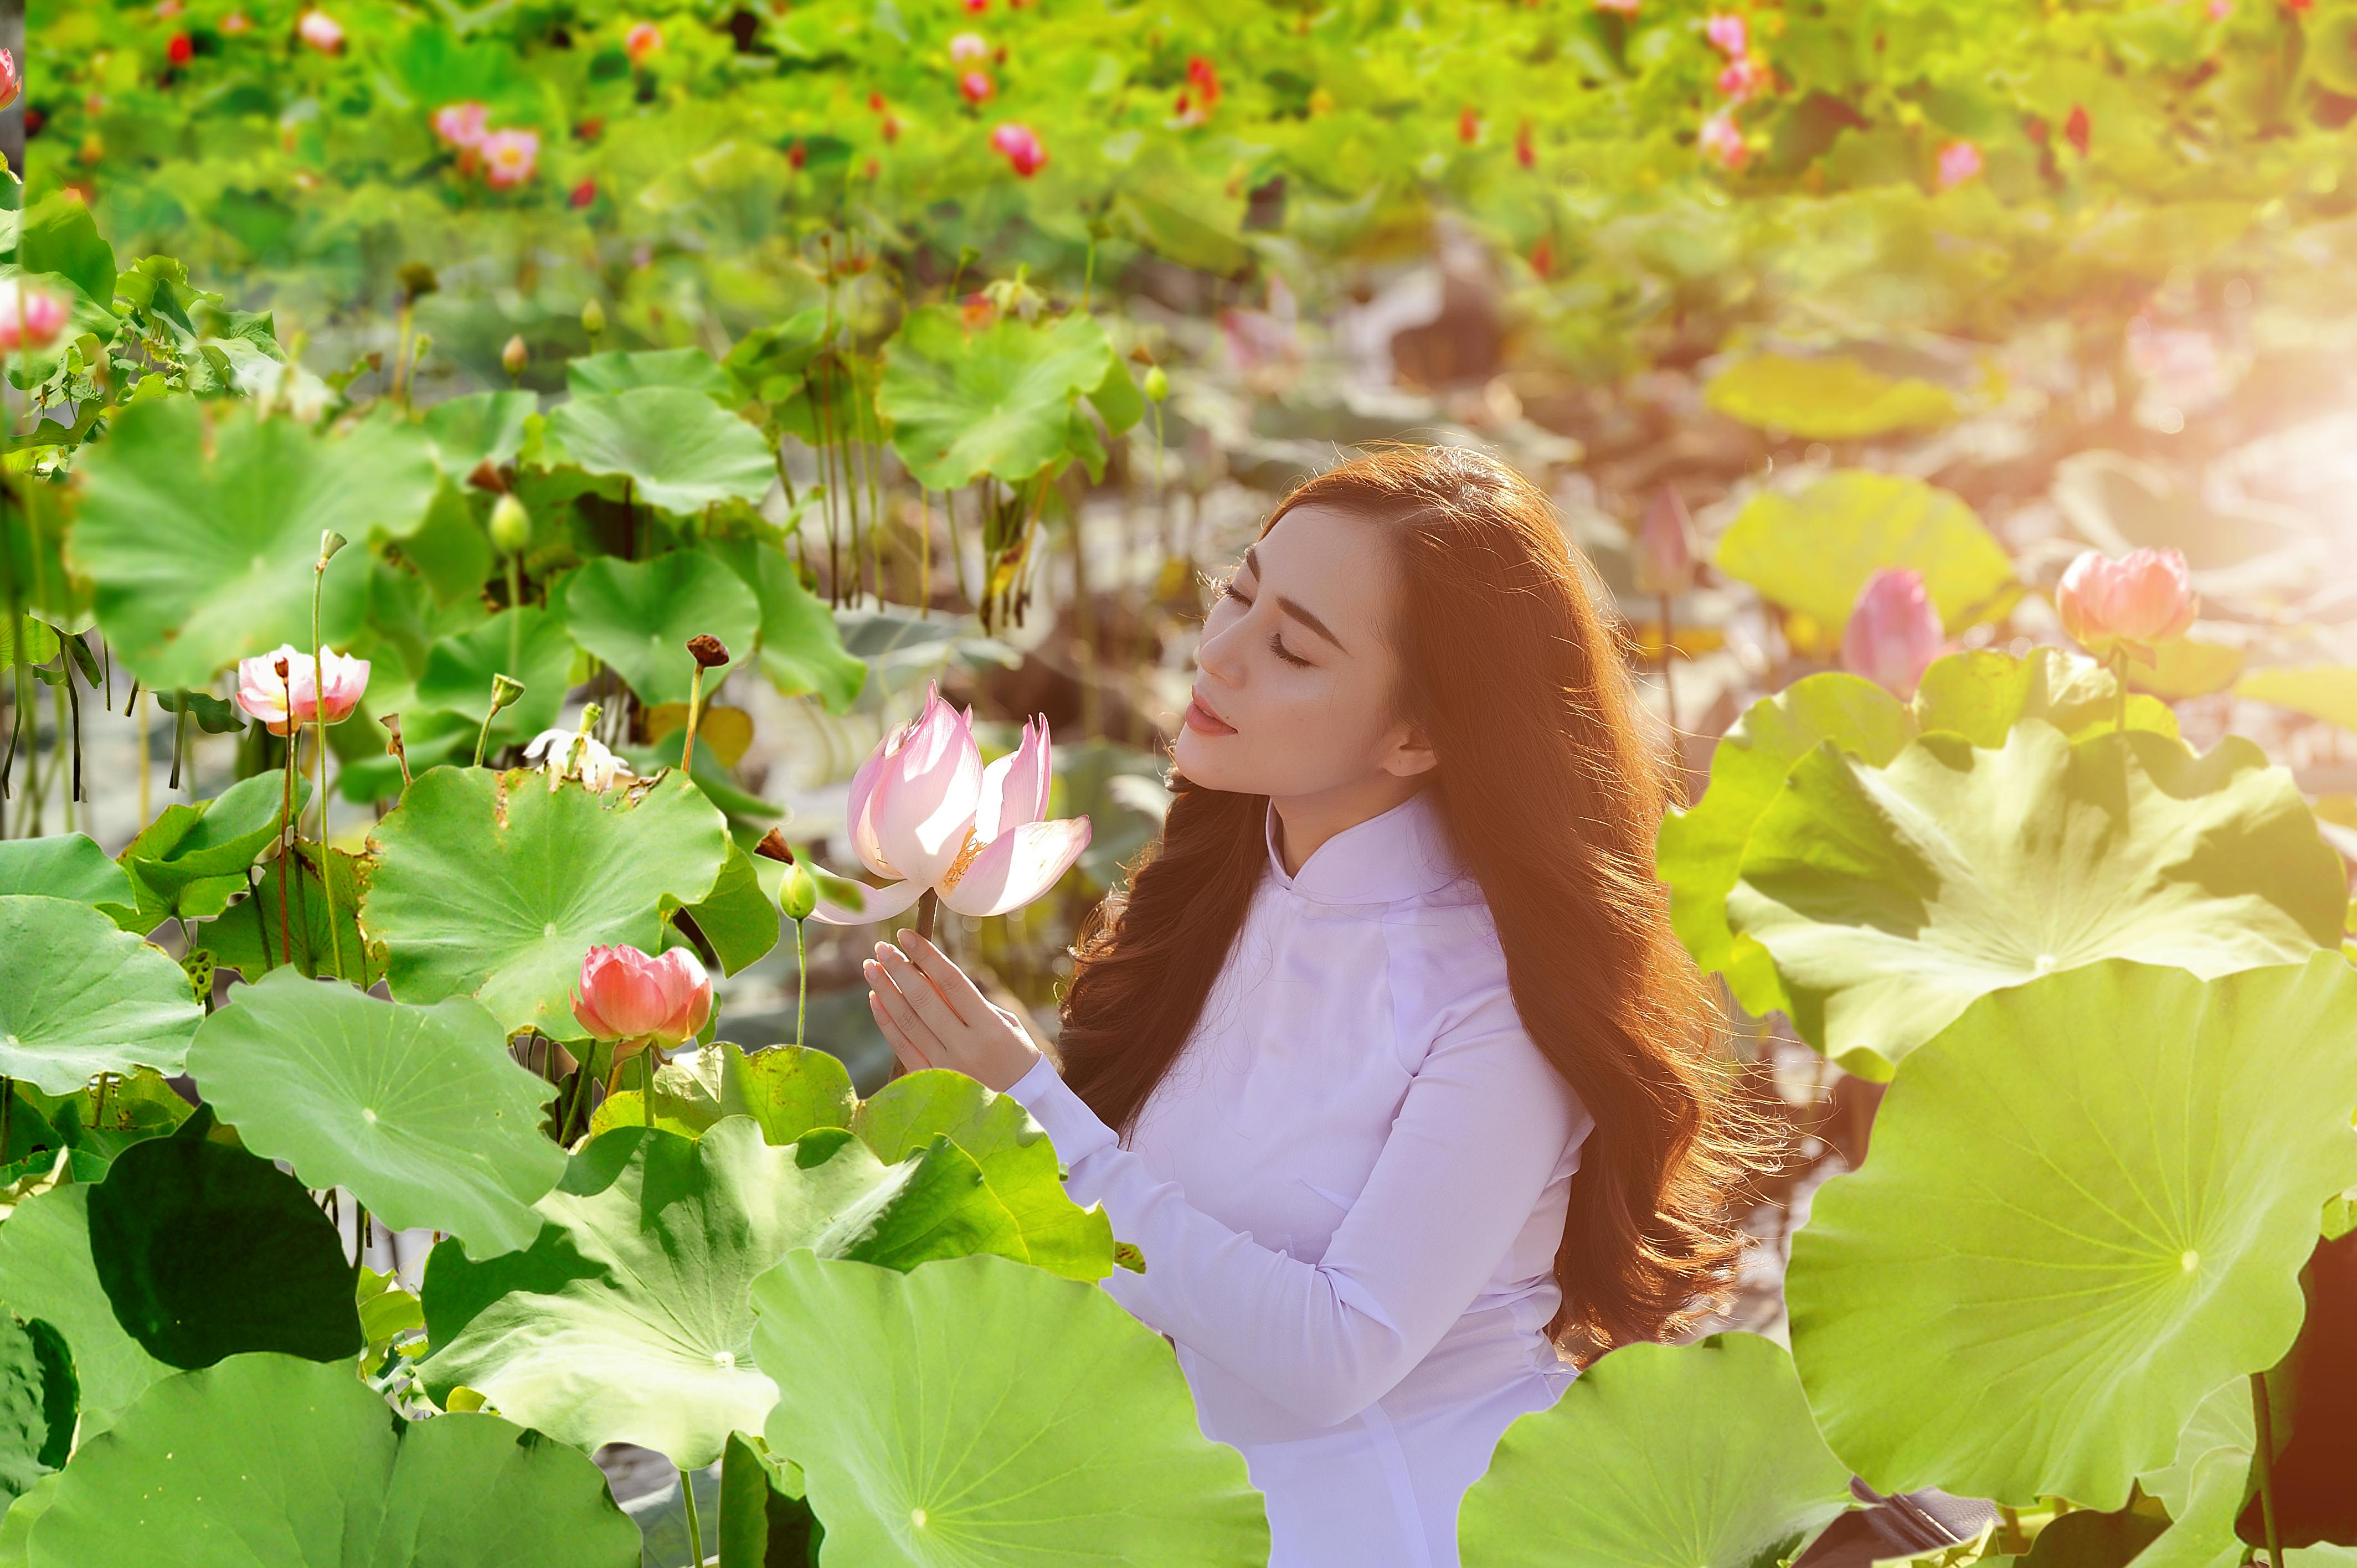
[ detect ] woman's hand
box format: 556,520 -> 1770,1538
863,929 -> 1044,1092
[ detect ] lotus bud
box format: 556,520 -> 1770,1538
2055,548 -> 2196,658
0,48 -> 18,114
1841,568 -> 1943,700
1144,364 -> 1170,401
572,944 -> 712,1054
490,493 -> 532,555
0,280 -> 69,353
625,21 -> 663,64
754,827 -> 796,864
501,333 -> 528,379
317,529 -> 347,569
1633,486 -> 1696,598
488,674 -> 526,713
297,8 -> 344,53
581,297 -> 608,339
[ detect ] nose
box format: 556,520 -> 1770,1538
1195,606 -> 1248,685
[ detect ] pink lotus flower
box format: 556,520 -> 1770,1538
990,121 -> 1047,177
433,101 -> 491,151
1842,569 -> 1943,700
573,944 -> 712,1051
1595,0 -> 1641,12
1699,111 -> 1748,170
2063,103 -> 2091,157
481,128 -> 541,188
960,70 -> 995,105
2056,548 -> 2196,658
625,22 -> 662,64
2208,0 -> 2231,17
1717,55 -> 1771,101
235,644 -> 371,736
296,9 -> 343,52
222,11 -> 252,33
1705,13 -> 1748,55
949,30 -> 989,61
0,280 -> 69,352
811,684 -> 1091,925
1634,485 -> 1696,597
0,48 -> 21,114
1936,139 -> 1983,189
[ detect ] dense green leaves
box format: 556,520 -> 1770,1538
84,1128 -> 365,1371
119,770 -> 306,925
70,400 -> 438,689
591,1041 -> 857,1144
414,606 -> 578,747
185,974 -> 564,1257
559,553 -> 760,708
23,1354 -> 640,1568
543,389 -> 775,515
0,1314 -> 74,1508
711,538 -> 867,713
1728,723 -> 2342,1076
0,898 -> 201,1095
362,768 -> 732,1039
1459,1334 -> 1854,1568
1786,957 -> 2357,1509
753,1252 -> 1268,1565
0,1187 -> 172,1437
879,307 -> 1120,490
420,1117 -> 1094,1467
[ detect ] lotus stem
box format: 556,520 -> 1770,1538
680,1463 -> 705,1567
475,675 -> 527,768
2251,1372 -> 2283,1568
917,888 -> 939,943
315,531 -> 347,982
278,658 -> 297,969
794,919 -> 807,1051
641,1046 -> 656,1131
2111,648 -> 2128,737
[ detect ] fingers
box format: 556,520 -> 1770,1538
866,979 -> 934,1071
893,929 -> 995,1022
870,942 -> 972,1036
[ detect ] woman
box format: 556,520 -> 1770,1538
861,446 -> 1780,1568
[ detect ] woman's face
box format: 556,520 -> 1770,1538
1175,503 -> 1435,801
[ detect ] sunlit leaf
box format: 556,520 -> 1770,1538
878,306 -> 1118,491
542,389 -> 775,515
0,897 -> 200,1096
1705,353 -> 1959,440
558,552 -> 760,708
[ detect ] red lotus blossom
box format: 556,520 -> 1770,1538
0,50 -> 19,113
167,32 -> 194,65
1530,236 -> 1555,277
570,178 -> 596,208
1458,107 -> 1479,143
990,121 -> 1047,177
965,0 -> 987,12
1717,54 -> 1770,101
868,91 -> 886,112
881,113 -> 901,143
2063,102 -> 2090,156
625,21 -> 662,64
788,139 -> 807,168
1516,118 -> 1535,167
960,70 -> 995,104
1187,54 -> 1221,110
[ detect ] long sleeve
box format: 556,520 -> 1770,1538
1003,1017 -> 1588,1431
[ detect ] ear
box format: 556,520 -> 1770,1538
1381,723 -> 1439,779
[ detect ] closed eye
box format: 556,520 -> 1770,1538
1217,581 -> 1313,667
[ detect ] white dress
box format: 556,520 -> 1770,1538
1003,786 -> 1595,1568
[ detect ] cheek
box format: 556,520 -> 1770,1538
1177,668 -> 1393,795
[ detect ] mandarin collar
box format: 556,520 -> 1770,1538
1263,787 -> 1466,907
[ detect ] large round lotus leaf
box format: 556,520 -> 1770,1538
1661,652 -> 2174,1020
1458,1334 -> 1854,1568
85,1128 -> 364,1370
1704,353 -> 1959,441
0,835 -> 133,914
1713,470 -> 2018,653
558,553 -> 761,708
878,305 -> 1119,491
709,538 -> 867,714
0,1187 -> 171,1436
23,1353 -> 639,1568
0,897 -> 201,1095
185,973 -> 564,1258
0,1312 -> 74,1507
413,606 -> 577,746
543,388 -> 775,515
853,1070 -> 1114,1281
565,348 -> 734,401
68,399 -> 438,689
361,768 -> 732,1040
752,1252 -> 1268,1565
1786,957 -> 2357,1509
420,1117 -> 1075,1467
1727,723 -> 2342,1077
421,389 -> 538,474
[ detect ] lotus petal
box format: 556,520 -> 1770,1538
938,818 -> 1091,917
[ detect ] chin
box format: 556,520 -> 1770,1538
1172,728 -> 1250,793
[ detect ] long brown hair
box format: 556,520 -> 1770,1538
1055,445 -> 1785,1361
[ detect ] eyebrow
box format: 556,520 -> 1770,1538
1242,546 -> 1348,653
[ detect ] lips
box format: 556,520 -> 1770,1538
1184,689 -> 1236,735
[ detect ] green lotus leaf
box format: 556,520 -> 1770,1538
566,348 -> 734,402
0,1312 -> 74,1508
419,1117 -> 1089,1467
413,606 -> 577,745
1663,652 -> 2179,1019
1785,958 -> 2357,1509
709,537 -> 866,713
69,399 -> 438,689
752,1252 -> 1269,1565
854,1068 -> 1115,1281
593,1042 -> 858,1144
543,389 -> 775,515
0,835 -> 133,916
198,844 -> 369,984
1705,353 -> 1960,441
1728,723 -> 2343,1076
1713,471 -> 2018,653
23,1353 -> 639,1568
878,305 -> 1119,491
718,1430 -> 823,1568
361,767 -> 732,1039
0,1187 -> 171,1437
0,898 -> 201,1095
185,973 -> 564,1258
2136,1374 -> 2253,1524
12,193 -> 116,313
31,1069 -> 193,1166
119,761 -> 308,924
1458,1333 -> 1854,1568
558,553 -> 761,708
681,840 -> 780,976
85,1126 -> 364,1370
2236,666 -> 2357,738
422,390 -> 538,475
